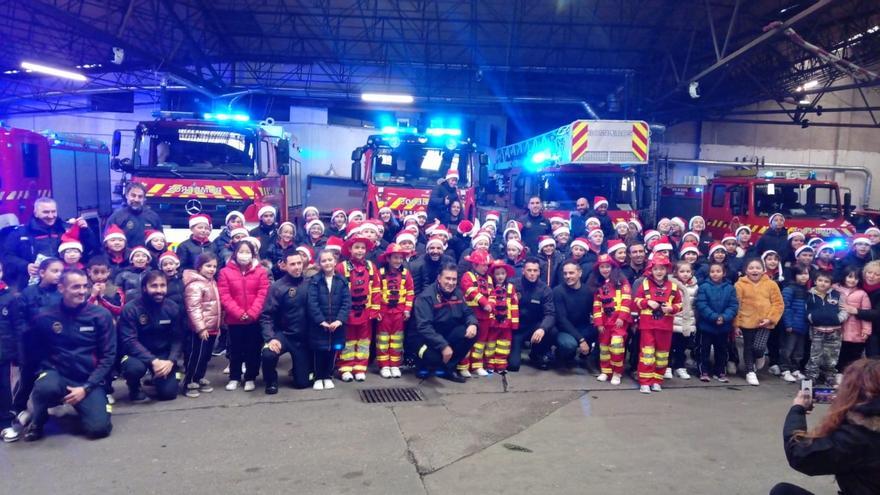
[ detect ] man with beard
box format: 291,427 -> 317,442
553,261 -> 595,368
106,182 -> 163,247
409,262 -> 478,382
118,271 -> 184,402
569,197 -> 590,239
21,270 -> 116,440
621,243 -> 647,284
410,236 -> 455,296
3,198 -> 69,289
260,250 -> 311,393
512,257 -> 556,371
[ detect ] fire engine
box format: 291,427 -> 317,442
348,126 -> 485,219
0,124 -> 112,239
482,120 -> 650,224
702,168 -> 856,246
111,112 -> 292,242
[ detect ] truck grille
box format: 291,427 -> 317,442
152,197 -> 252,228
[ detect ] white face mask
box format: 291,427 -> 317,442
237,253 -> 253,265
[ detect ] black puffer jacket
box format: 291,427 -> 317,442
0,285 -> 18,363
783,399 -> 880,495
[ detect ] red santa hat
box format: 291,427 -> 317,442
721,232 -> 737,244
503,225 -> 521,240
278,221 -> 296,235
296,245 -> 315,263
426,235 -> 447,250
816,242 -> 835,253
325,236 -> 344,252
688,215 -> 705,230
538,235 -> 556,251
257,205 -> 276,218
852,234 -> 871,246
225,210 -> 245,225
484,210 -> 500,224
607,239 -> 627,255
306,219 -> 325,234
457,219 -> 474,236
506,238 -> 524,253
103,224 -> 127,243
58,224 -> 83,254
348,210 -> 365,222
681,231 -> 700,244
378,206 -> 393,216
769,213 -> 785,227
145,229 -> 165,246
643,229 -> 660,244
708,242 -> 726,256
189,214 -> 211,229
593,196 -> 609,209
303,206 -> 320,218
570,237 -> 590,252
230,227 -> 249,238
787,231 -> 805,241
735,226 -> 752,237
243,236 -> 262,252
446,168 -> 459,181
331,209 -> 347,222
795,245 -> 814,258
471,230 -> 493,248
614,218 -> 629,229
129,246 -> 152,261
549,215 -> 566,225
359,221 -> 380,234
552,225 -> 570,237
679,242 -> 700,257
628,218 -> 643,233
865,227 -> 880,238
403,214 -> 419,226
158,250 -> 179,265
670,217 -> 687,232
585,217 -> 601,228
652,236 -> 674,253
415,210 -> 428,220
395,231 -> 417,245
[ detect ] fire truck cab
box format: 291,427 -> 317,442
112,112 -> 291,240
703,169 -> 856,244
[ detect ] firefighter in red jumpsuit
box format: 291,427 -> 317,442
376,243 -> 414,379
590,254 -> 632,385
488,259 -> 518,374
336,223 -> 381,382
459,248 -> 495,378
633,253 -> 682,394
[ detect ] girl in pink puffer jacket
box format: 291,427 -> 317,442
835,267 -> 872,373
182,252 -> 222,397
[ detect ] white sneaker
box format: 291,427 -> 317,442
106,393 -> 116,405
769,364 -> 781,376
782,371 -> 796,383
756,357 -> 766,371
380,367 -> 392,379
313,380 -> 325,390
746,372 -> 760,386
596,373 -> 609,382
225,380 -> 240,391
792,370 -> 804,380
185,383 -> 201,398
675,368 -> 691,380
222,364 -> 230,375
354,373 -> 366,382
639,385 -> 652,394
323,379 -> 335,390
1,425 -> 21,443
651,383 -> 662,392
726,362 -> 738,375
663,368 -> 673,379
475,368 -> 489,377
610,374 -> 621,385
458,370 -> 472,378
243,381 -> 256,392
390,367 -> 402,378
341,372 -> 354,382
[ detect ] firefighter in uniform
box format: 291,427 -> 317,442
336,223 -> 381,382
118,271 -> 184,402
376,243 -> 415,379
23,269 -> 116,440
591,254 -> 633,385
459,248 -> 495,377
633,254 -> 683,394
488,260 -> 519,373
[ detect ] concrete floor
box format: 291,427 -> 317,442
3,359 -> 838,495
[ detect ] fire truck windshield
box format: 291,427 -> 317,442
753,183 -> 840,219
134,126 -> 256,178
371,145 -> 470,188
539,173 -> 636,211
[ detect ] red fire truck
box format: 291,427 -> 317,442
112,112 -> 292,241
347,127 -> 484,220
482,120 -> 650,224
0,124 -> 111,239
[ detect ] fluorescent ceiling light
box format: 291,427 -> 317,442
361,93 -> 414,104
20,61 -> 87,81
798,99 -> 811,105
802,80 -> 819,90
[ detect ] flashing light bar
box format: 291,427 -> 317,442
426,127 -> 462,137
362,93 -> 414,104
204,112 -> 250,122
20,61 -> 87,82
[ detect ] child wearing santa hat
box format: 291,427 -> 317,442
102,224 -> 129,277
115,246 -> 152,299
58,224 -> 85,270
537,236 -> 563,287
327,209 -> 348,239
177,214 -> 215,270
159,250 -> 185,307
145,229 -> 168,266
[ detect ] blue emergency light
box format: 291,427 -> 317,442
426,127 -> 462,137
204,112 -> 250,122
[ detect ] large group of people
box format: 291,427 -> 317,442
2,173 -> 880,444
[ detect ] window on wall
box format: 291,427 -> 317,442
21,143 -> 39,178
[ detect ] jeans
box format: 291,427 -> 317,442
779,331 -> 806,373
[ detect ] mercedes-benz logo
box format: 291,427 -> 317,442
185,199 -> 203,215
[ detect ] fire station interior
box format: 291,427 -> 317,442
2,1 -> 879,493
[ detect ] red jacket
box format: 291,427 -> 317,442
491,282 -> 519,330
591,279 -> 633,330
379,266 -> 415,314
336,259 -> 381,324
633,277 -> 682,332
217,259 -> 270,326
461,270 -> 495,320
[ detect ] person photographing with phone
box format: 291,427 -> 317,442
771,358 -> 880,495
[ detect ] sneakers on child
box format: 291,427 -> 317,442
380,367 -> 392,379
341,372 -> 354,382
782,370 -> 797,383
769,364 -> 781,376
185,383 -> 201,398
354,373 -> 366,382
243,381 -> 256,392
699,374 -> 710,382
458,370 -> 472,379
610,374 -> 621,385
106,393 -> 116,405
651,383 -> 662,392
663,368 -> 673,379
313,380 -> 325,390
225,380 -> 240,391
792,370 -> 805,380
475,368 -> 489,377
639,385 -> 652,394
726,362 -> 738,375
323,379 -> 335,390
222,364 -> 230,375
198,379 -> 213,393
716,374 -> 729,383
746,372 -> 760,386
596,373 -> 609,382
674,368 -> 691,380
390,367 -> 402,378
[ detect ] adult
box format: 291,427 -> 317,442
260,251 -> 312,393
408,262 -> 477,382
770,358 -> 880,495
427,169 -> 460,223
118,271 -> 183,402
410,238 -> 455,296
105,182 -> 163,247
755,213 -> 790,258
836,235 -> 875,280
22,269 -> 116,440
249,205 -> 278,259
2,198 -> 68,289
569,197 -> 590,238
552,260 -> 595,367
519,196 -> 551,254
621,243 -> 647,284
513,258 -> 556,371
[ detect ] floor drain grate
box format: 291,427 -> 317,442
359,387 -> 424,404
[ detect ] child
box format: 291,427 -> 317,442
833,268 -> 872,374
735,226 -> 753,258
762,250 -> 786,284
160,251 -> 184,308
267,222 -> 297,279
296,246 -> 320,278
734,258 -> 784,386
0,260 -> 17,430
504,238 -> 526,281
608,239 -> 628,267
304,219 -> 327,250
102,224 -> 129,276
460,248 -> 495,377
804,271 -> 848,387
763,250 -> 787,377
679,242 -> 702,275
86,256 -> 125,317
115,246 -> 152,299
488,259 -> 519,374
177,214 -> 215,271
182,252 -> 221,398
327,209 -> 347,239
669,261 -> 698,380
336,228 -> 381,382
633,253 -> 682,394
589,254 -> 631,385
58,224 -> 85,270
688,215 -> 713,255
553,226 -> 571,255
814,242 -> 836,273
308,250 -> 351,390
537,236 -> 563,287
695,263 -> 738,382
780,266 -> 811,382
376,243 -> 414,379
145,229 -> 168,266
